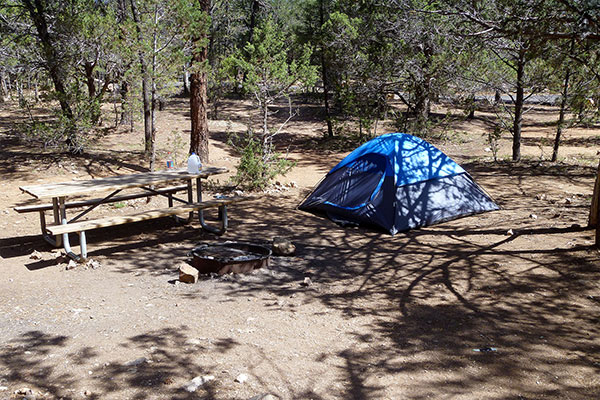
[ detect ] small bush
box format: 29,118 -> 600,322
16,89 -> 101,153
228,130 -> 295,191
485,126 -> 503,162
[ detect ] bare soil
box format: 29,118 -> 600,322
0,98 -> 599,400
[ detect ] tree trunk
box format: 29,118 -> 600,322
129,0 -> 153,156
84,61 -> 96,98
261,100 -> 269,161
0,72 -> 8,101
189,0 -> 210,162
494,90 -> 502,105
149,5 -> 159,171
262,101 -> 268,139
512,50 -> 525,162
23,0 -> 72,118
589,159 -> 600,247
552,41 -> 575,163
552,67 -> 571,162
248,0 -> 260,45
467,94 -> 476,119
414,80 -> 430,122
23,0 -> 77,150
413,48 -> 432,126
16,79 -> 24,107
34,77 -> 39,102
119,80 -> 130,125
319,0 -> 333,137
183,69 -> 190,96
116,0 -> 130,126
240,0 -> 261,86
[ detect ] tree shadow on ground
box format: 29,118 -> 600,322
2,196 -> 599,399
522,135 -> 600,148
36,173 -> 594,398
0,331 -> 74,398
0,216 -> 220,273
215,195 -> 600,398
3,105 -> 600,398
0,327 -> 241,399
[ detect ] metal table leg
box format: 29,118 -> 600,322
197,177 -> 228,235
172,179 -> 194,224
61,218 -> 87,262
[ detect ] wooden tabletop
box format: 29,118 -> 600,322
20,167 -> 228,199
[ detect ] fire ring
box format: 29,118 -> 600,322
189,242 -> 271,275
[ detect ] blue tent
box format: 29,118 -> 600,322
299,132 -> 499,234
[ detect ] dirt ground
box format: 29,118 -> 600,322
1,97 -> 599,400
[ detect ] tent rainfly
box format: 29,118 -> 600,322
299,132 -> 499,234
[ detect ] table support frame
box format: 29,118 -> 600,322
38,175 -> 229,259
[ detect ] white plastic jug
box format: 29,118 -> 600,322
187,153 -> 202,174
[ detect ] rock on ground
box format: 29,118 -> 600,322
124,357 -> 147,367
179,263 -> 199,284
248,394 -> 278,400
65,259 -> 78,270
272,237 -> 296,256
184,375 -> 215,392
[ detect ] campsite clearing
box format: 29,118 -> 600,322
0,98 -> 599,399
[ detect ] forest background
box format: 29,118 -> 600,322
1,0 -> 599,187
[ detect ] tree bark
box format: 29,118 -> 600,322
149,4 -> 159,171
183,69 -> 190,96
0,72 -> 8,101
413,46 -> 432,125
16,79 -> 24,107
494,90 -> 502,105
119,80 -> 130,125
589,159 -> 600,247
84,61 -> 96,98
552,41 -> 575,162
467,94 -> 476,119
414,79 -> 431,122
116,0 -> 130,126
34,76 -> 39,102
552,67 -> 571,162
189,0 -> 210,162
512,50 -> 525,162
23,0 -> 80,151
248,0 -> 260,44
129,0 -> 153,156
319,0 -> 333,137
23,0 -> 73,120
262,101 -> 268,139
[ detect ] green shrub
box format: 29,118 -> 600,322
228,130 -> 295,191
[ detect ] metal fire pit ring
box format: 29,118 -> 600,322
189,241 -> 271,275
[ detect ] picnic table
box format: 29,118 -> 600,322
16,167 -> 243,261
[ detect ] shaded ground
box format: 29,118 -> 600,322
0,97 -> 599,399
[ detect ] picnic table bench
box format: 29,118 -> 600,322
16,167 -> 243,261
